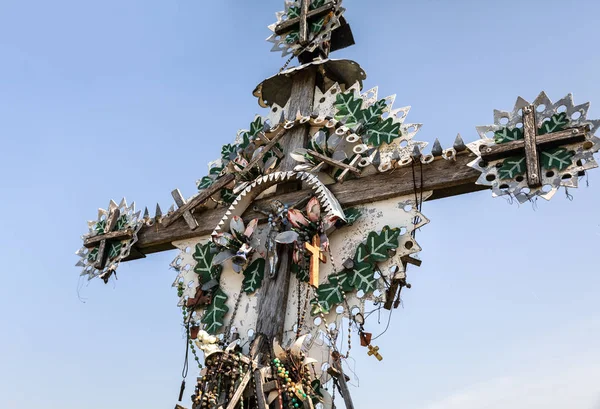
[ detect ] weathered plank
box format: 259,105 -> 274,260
171,188 -> 199,230
523,105 -> 542,187
274,3 -> 335,35
84,229 -> 133,248
331,353 -> 355,409
306,149 -> 361,176
298,0 -> 310,45
132,153 -> 485,257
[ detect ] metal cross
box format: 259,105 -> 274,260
304,234 -> 326,287
83,207 -> 133,270
274,0 -> 335,45
481,104 -> 589,187
367,345 -> 383,361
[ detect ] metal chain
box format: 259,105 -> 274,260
223,286 -> 244,344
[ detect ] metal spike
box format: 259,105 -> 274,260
411,145 -> 422,159
453,134 -> 467,152
263,120 -> 271,133
168,204 -> 175,214
155,204 -> 162,219
143,207 -> 150,219
372,150 -> 382,167
431,138 -> 443,157
279,111 -> 286,124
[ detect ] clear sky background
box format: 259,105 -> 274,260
1,0 -> 599,408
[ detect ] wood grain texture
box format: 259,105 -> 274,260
331,355 -> 355,409
298,0 -> 310,45
171,188 -> 199,229
84,229 -> 133,247
307,150 -> 361,175
523,105 -> 542,187
131,153 -> 485,258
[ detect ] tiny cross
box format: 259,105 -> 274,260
304,234 -> 327,288
481,104 -> 589,187
367,345 -> 383,361
274,0 -> 336,45
84,207 -> 133,270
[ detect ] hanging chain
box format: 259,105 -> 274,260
223,286 -> 244,345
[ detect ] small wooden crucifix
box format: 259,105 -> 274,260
274,0 -> 335,45
304,234 -> 326,287
367,345 -> 383,361
83,207 -> 132,270
481,104 -> 589,187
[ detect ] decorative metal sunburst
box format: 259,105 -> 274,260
467,92 -> 600,203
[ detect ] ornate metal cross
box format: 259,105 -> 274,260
274,0 -> 335,45
481,104 -> 589,187
83,208 -> 132,270
304,234 -> 326,287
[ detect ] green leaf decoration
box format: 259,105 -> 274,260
209,166 -> 223,176
286,30 -> 300,44
114,214 -> 128,232
498,156 -> 526,180
328,270 -> 354,292
365,226 -> 400,262
310,17 -> 326,34
193,242 -> 222,284
343,208 -> 362,226
334,92 -> 364,129
239,132 -> 251,150
360,99 -> 387,129
288,6 -> 301,18
108,242 -> 122,260
242,258 -> 266,294
354,242 -> 370,264
220,188 -> 236,205
541,147 -> 574,171
95,220 -> 106,235
538,112 -> 570,135
310,0 -> 326,10
197,176 -> 214,190
316,282 -> 344,313
221,144 -> 237,162
87,247 -> 99,262
249,117 -> 263,138
202,288 -> 229,335
292,262 -> 309,283
348,262 -> 377,293
494,127 -> 523,144
365,117 -> 402,147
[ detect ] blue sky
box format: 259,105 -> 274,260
1,0 -> 599,408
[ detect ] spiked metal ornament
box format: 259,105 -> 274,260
267,0 -> 347,57
467,92 -> 600,203
75,199 -> 142,282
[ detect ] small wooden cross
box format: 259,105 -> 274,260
83,207 -> 133,270
274,0 -> 335,45
481,104 -> 588,188
306,150 -> 362,183
367,345 -> 383,361
304,234 -> 327,287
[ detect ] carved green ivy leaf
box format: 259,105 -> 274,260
541,147 -> 574,171
197,176 -> 214,190
366,226 -> 400,262
288,6 -> 301,18
221,144 -> 237,163
360,99 -> 387,129
311,17 -> 326,33
242,258 -> 266,294
292,261 -> 310,283
343,208 -> 362,226
286,30 -> 300,44
538,112 -> 569,136
202,288 -> 229,335
498,156 -> 527,180
348,262 -> 377,293
95,220 -> 106,235
220,188 -> 236,205
87,247 -> 99,262
193,242 -> 222,285
328,270 -> 354,292
365,117 -> 402,147
334,92 -> 363,129
494,127 -> 523,144
310,0 -> 326,9
316,282 -> 344,314
108,242 -> 122,260
115,214 -> 128,231
354,242 -> 370,264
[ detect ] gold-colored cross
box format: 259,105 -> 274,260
367,345 -> 383,361
304,234 -> 326,288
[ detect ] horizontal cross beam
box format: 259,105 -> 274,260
129,153 -> 487,258
480,125 -> 588,162
306,149 -> 361,177
274,3 -> 335,35
84,229 -> 133,248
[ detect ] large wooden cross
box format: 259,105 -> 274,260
84,208 -> 132,270
480,104 -> 589,187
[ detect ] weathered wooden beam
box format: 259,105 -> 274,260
306,149 -> 361,176
331,353 -> 355,409
161,173 -> 235,228
274,3 -> 335,35
171,188 -> 199,230
298,0 -> 310,45
84,229 -> 133,248
480,125 -> 588,162
241,129 -> 287,177
523,105 -> 542,187
131,153 -> 485,258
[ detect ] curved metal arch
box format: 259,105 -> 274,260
211,171 -> 345,237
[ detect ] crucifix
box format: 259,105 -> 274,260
76,2 -> 600,409
83,207 -> 132,271
304,234 -> 327,287
480,104 -> 589,187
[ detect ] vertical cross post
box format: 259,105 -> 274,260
522,104 -> 542,187
305,234 -> 326,287
299,0 -> 310,45
94,208 -> 121,270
